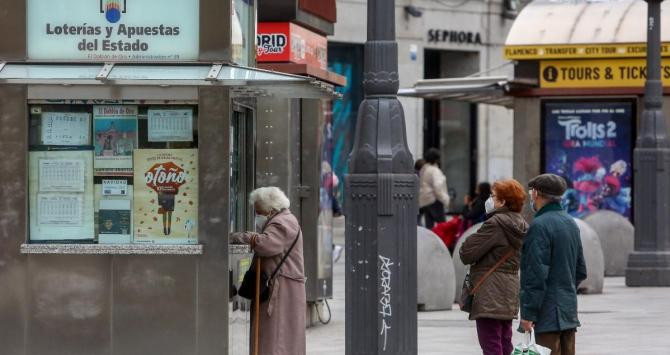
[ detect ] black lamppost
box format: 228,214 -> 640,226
344,0 -> 418,353
626,0 -> 670,286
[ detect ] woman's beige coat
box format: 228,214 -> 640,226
419,163 -> 450,208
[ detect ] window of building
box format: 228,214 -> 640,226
28,104 -> 199,245
233,0 -> 255,66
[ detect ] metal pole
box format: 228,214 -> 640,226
253,259 -> 261,355
626,0 -> 670,286
345,0 -> 418,353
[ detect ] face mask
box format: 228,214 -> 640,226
484,197 -> 495,214
255,214 -> 268,231
529,190 -> 536,212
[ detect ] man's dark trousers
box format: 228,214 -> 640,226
536,329 -> 576,355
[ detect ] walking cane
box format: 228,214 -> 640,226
253,257 -> 261,355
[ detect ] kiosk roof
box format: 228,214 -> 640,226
506,0 -> 670,47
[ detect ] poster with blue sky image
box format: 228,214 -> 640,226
543,101 -> 633,220
93,105 -> 137,174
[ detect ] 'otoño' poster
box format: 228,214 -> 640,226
543,101 -> 633,220
133,149 -> 198,244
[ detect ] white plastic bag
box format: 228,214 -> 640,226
511,330 -> 551,355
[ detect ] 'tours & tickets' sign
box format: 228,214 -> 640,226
27,0 -> 199,61
540,59 -> 670,88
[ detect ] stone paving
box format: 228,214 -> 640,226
306,219 -> 670,354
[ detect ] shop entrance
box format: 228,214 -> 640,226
423,49 -> 479,212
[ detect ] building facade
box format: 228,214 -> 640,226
329,0 -> 519,211
505,0 -> 670,223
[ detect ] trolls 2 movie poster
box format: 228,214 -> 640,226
543,101 -> 633,220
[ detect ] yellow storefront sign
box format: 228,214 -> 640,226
505,43 -> 670,60
540,59 -> 670,88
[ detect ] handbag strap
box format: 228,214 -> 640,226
469,247 -> 515,295
254,209 -> 301,281
268,228 -> 301,281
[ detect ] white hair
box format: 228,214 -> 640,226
249,187 -> 290,213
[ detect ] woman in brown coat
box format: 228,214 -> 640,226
231,187 -> 306,355
459,179 -> 529,355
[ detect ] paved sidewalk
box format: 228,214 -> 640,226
307,222 -> 670,354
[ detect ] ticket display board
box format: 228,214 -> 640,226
29,150 -> 96,241
28,104 -> 199,244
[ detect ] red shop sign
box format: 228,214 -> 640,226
256,22 -> 328,70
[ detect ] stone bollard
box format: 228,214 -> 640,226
417,226 -> 455,311
583,210 -> 634,277
573,218 -> 605,294
452,223 -> 483,302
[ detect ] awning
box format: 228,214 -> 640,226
0,62 -> 340,99
257,63 -> 347,87
506,0 -> 670,47
398,76 -> 535,108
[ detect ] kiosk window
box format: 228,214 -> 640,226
28,104 -> 199,245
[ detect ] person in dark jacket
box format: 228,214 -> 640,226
460,179 -> 529,355
520,174 -> 587,355
462,182 -> 492,226
414,158 -> 426,175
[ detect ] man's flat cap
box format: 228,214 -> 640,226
528,174 -> 567,196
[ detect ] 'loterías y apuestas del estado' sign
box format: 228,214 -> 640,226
27,0 -> 199,61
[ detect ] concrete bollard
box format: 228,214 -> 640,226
417,226 -> 455,311
452,222 -> 483,302
583,210 -> 634,277
573,218 -> 605,294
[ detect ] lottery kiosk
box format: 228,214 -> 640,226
0,0 -> 335,354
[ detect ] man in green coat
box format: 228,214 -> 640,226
520,174 -> 587,355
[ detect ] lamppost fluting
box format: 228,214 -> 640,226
344,0 -> 418,353
626,0 -> 670,286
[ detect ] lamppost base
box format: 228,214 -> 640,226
625,251 -> 670,286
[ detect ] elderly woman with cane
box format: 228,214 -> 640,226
231,187 -> 306,355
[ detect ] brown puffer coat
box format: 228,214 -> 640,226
459,208 -> 528,320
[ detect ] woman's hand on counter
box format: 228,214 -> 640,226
229,232 -> 247,244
